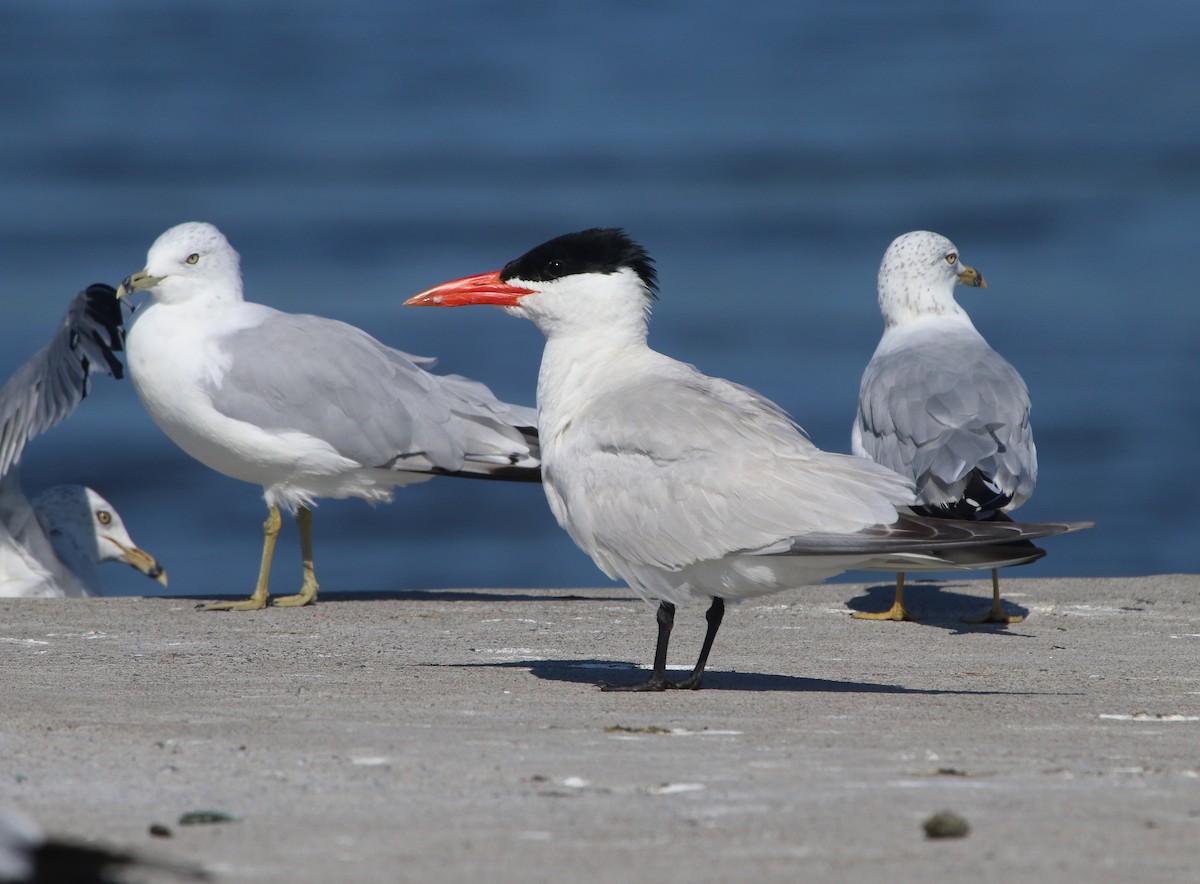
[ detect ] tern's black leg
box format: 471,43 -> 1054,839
672,597 -> 724,691
601,601 -> 676,692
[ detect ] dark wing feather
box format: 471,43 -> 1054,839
780,513 -> 1092,556
0,284 -> 125,478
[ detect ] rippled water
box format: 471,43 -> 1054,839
2,0 -> 1197,596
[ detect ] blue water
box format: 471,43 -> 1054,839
1,0 -> 1197,597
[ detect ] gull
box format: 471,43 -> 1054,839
117,222 -> 540,611
0,283 -> 166,597
407,228 -> 1088,690
852,231 -> 1038,623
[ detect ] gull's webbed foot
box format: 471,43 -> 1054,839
272,507 -> 319,607
962,602 -> 1024,625
852,601 -> 917,622
962,569 -> 1023,624
271,578 -> 319,608
199,596 -> 268,612
852,574 -> 915,622
200,505 -> 279,612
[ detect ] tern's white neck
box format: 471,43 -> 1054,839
511,268 -> 655,443
536,332 -> 655,440
510,267 -> 651,343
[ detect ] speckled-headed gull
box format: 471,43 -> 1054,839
0,284 -> 165,597
407,228 -> 1088,690
852,231 -> 1038,623
117,222 -> 539,610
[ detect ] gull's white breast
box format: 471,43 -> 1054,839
126,300 -> 359,494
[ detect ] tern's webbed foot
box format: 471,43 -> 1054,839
600,672 -> 707,692
600,672 -> 675,692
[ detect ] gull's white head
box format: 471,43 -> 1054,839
876,230 -> 986,328
32,485 -> 168,592
407,228 -> 658,341
117,221 -> 243,307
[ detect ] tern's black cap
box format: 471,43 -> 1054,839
500,228 -> 658,297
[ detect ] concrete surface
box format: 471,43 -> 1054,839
1,574 -> 1198,883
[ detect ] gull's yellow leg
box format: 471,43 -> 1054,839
202,504 -> 281,612
963,568 -> 1024,624
852,571 -> 917,621
273,505 -> 319,607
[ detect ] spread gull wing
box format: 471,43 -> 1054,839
0,284 -> 124,479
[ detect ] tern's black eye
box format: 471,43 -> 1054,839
96,510 -> 113,526
186,253 -> 200,265
546,259 -> 564,275
944,252 -> 957,265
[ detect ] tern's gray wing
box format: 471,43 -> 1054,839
784,512 -> 1089,555
854,332 -> 1036,510
0,284 -> 124,479
210,312 -> 537,476
546,367 -> 914,575
782,512 -> 1093,575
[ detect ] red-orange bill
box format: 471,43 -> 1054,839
405,271 -> 535,307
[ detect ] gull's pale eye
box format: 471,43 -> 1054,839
944,252 -> 958,265
186,253 -> 200,265
96,510 -> 112,526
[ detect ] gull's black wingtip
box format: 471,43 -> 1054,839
80,282 -> 126,378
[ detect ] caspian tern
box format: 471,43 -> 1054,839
852,231 -> 1038,624
0,284 -> 166,597
117,222 -> 540,610
407,228 -> 1087,690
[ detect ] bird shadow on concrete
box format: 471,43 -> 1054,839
173,589 -> 630,605
324,589 -> 632,604
438,658 -> 1067,695
843,580 -> 1033,636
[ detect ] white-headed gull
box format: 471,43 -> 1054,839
117,222 -> 539,610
